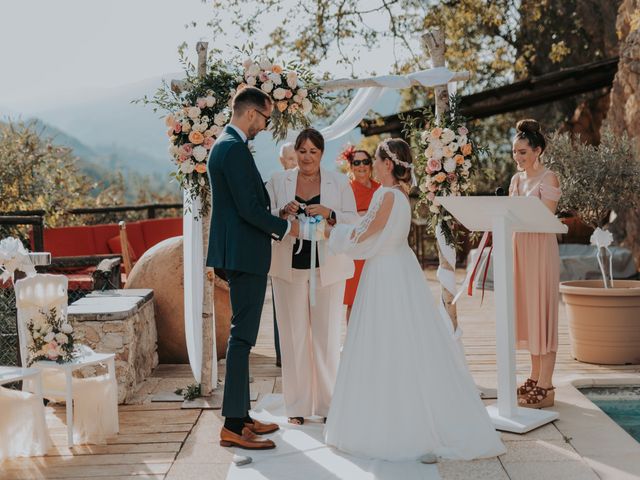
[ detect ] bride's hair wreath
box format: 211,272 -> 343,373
375,138 -> 413,184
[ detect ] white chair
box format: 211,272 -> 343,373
0,366 -> 51,461
14,274 -> 119,446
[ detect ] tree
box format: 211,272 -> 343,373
0,121 -> 96,231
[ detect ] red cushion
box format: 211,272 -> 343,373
139,218 -> 182,250
107,235 -> 138,261
43,226 -> 96,257
91,224 -> 120,255
125,222 -> 145,259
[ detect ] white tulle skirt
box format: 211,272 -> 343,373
324,245 -> 505,461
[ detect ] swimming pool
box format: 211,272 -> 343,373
580,385 -> 640,443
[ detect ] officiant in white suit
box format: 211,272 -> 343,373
266,128 -> 358,425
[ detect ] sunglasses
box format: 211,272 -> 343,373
254,109 -> 271,127
351,159 -> 372,167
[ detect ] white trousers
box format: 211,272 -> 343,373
272,269 -> 345,417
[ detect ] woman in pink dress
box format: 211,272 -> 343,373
509,119 -> 562,409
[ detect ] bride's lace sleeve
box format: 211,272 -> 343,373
350,191 -> 395,243
328,190 -> 395,259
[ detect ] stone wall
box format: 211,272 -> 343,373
68,289 -> 158,403
606,0 -> 640,268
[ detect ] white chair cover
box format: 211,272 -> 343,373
0,386 -> 51,460
14,274 -> 119,444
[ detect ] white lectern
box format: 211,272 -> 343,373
438,196 -> 568,433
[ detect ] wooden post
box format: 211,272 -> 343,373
196,41 -> 216,396
423,28 -> 458,331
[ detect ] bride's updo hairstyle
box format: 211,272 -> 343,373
375,138 -> 413,183
513,119 -> 546,154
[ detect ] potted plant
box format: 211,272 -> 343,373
545,129 -> 640,364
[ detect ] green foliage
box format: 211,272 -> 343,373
175,383 -> 202,401
0,121 -> 96,231
544,129 -> 640,229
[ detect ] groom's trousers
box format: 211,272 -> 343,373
222,269 -> 267,418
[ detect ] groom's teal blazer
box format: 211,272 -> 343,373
206,126 -> 288,275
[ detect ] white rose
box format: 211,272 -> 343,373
272,88 -> 287,100
463,160 -> 471,169
430,138 -> 443,150
457,135 -> 468,146
180,161 -> 195,174
298,88 -> 308,98
441,128 -> 455,144
420,131 -> 431,143
301,98 -> 313,114
214,112 -> 227,127
196,123 -> 208,133
205,96 -> 216,108
293,94 -> 302,103
431,147 -> 444,161
247,64 -> 261,77
444,158 -> 457,173
261,81 -> 274,94
169,145 -> 179,157
286,72 -> 298,89
449,142 -> 458,152
429,204 -> 441,213
268,72 -> 282,85
181,121 -> 191,134
193,146 -> 208,162
242,57 -> 253,69
259,58 -> 272,70
246,76 -> 257,86
55,333 -> 68,345
200,115 -> 209,124
61,323 -> 73,334
44,331 -> 55,343
187,106 -> 201,119
211,125 -> 223,137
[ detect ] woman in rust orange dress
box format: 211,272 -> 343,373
341,147 -> 380,323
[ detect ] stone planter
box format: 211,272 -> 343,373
560,280 -> 640,365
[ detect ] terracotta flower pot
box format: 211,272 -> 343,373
560,280 -> 640,365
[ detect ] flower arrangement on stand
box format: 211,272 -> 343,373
26,307 -> 75,364
0,237 -> 35,283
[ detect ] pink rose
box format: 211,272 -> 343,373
426,192 -> 436,201
427,158 -> 442,173
45,341 -> 59,360
447,172 -> 457,182
457,126 -> 468,136
177,155 -> 188,164
196,98 -> 207,109
259,72 -> 269,82
284,89 -> 293,99
428,184 -> 437,192
181,143 -> 193,156
203,136 -> 214,149
174,123 -> 182,133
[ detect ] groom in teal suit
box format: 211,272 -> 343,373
207,87 -> 299,450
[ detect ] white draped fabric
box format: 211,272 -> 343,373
183,194 -> 217,387
183,67 -> 460,383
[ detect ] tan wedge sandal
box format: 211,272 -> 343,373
519,385 -> 555,409
517,378 -> 537,398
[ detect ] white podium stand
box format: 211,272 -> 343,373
438,196 -> 568,433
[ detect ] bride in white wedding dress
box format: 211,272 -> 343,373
324,139 -> 505,462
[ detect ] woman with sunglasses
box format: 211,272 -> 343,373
341,147 -> 380,323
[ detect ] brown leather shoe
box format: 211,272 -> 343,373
220,427 -> 276,450
244,419 -> 280,435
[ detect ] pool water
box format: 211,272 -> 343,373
580,386 -> 640,443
